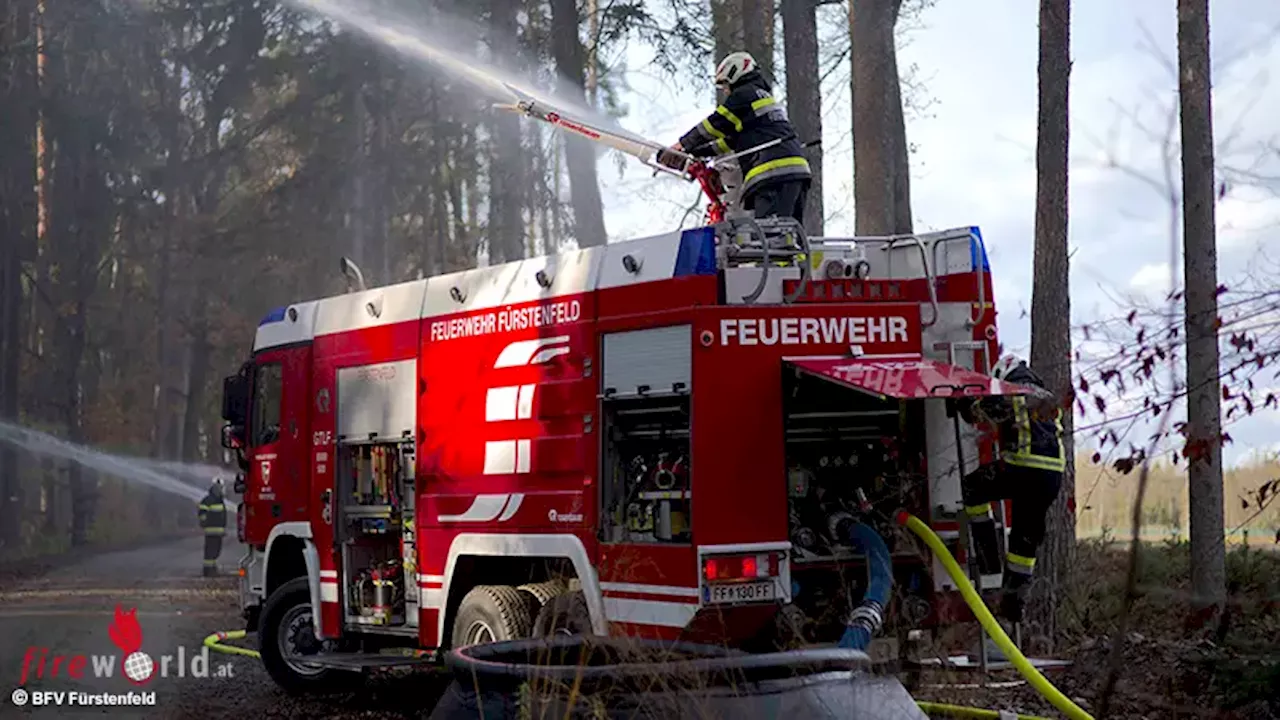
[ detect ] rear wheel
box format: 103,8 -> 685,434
258,577 -> 359,694
451,585 -> 537,648
532,590 -> 593,637
517,578 -> 568,607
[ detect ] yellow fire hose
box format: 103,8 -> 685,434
916,700 -> 1051,719
897,512 -> 1093,720
203,629 -> 262,659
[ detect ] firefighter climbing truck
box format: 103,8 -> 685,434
219,215 -> 1034,693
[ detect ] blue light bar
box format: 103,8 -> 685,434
968,226 -> 991,272
259,306 -> 287,326
673,226 -> 718,276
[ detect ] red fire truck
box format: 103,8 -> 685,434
220,218 -> 1027,693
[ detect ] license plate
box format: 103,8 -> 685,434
705,580 -> 776,604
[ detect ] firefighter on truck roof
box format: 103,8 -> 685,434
655,51 -> 812,227
198,479 -> 227,577
956,355 -> 1066,628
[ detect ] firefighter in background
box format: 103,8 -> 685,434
957,355 -> 1066,623
655,51 -> 813,227
198,479 -> 227,577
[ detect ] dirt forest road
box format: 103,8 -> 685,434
0,537 -> 449,720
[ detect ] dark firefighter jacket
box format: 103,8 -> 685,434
961,364 -> 1066,473
198,491 -> 226,535
678,70 -> 811,199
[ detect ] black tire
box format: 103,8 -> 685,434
517,578 -> 568,606
258,577 -> 359,695
532,590 -> 593,638
451,585 -> 536,648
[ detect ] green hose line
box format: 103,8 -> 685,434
916,700 -> 1051,719
896,512 -> 1094,720
203,629 -> 262,659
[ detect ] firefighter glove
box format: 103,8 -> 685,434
656,147 -> 686,171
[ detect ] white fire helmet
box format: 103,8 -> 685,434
991,354 -> 1023,380
715,51 -> 757,86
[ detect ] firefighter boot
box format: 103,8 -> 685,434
983,572 -> 1031,663
998,566 -> 1033,621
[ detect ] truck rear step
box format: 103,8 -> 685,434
302,651 -> 438,672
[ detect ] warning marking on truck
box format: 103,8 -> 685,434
429,300 -> 583,342
718,315 -> 910,347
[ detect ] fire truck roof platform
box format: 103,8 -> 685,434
252,224 -> 992,354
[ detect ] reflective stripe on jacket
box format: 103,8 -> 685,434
678,70 -> 811,198
198,491 -> 227,534
1003,396 -> 1066,472
975,365 -> 1066,473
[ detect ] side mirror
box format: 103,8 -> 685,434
221,373 -> 250,425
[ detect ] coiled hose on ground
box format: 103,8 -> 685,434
203,629 -> 261,659
837,520 -> 893,650
916,701 -> 1051,719
896,512 -> 1094,720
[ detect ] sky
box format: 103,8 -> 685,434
589,0 -> 1280,469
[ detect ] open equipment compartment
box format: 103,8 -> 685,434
779,360 -> 932,642
336,439 -> 418,632
782,364 -> 927,564
600,393 -> 692,544
598,325 -> 693,545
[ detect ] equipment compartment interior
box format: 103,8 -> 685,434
779,366 -> 934,644
599,392 -> 692,544
335,440 -> 418,631
781,366 -> 928,564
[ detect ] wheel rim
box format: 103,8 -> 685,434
278,604 -> 327,676
463,619 -> 496,645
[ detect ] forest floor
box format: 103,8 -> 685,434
914,538 -> 1280,719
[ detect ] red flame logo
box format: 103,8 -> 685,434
108,605 -> 143,654
107,605 -> 155,685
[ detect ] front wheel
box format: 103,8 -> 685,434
258,577 -> 359,694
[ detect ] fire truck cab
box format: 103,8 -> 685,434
220,218 -> 1024,693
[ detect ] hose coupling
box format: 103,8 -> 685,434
847,599 -> 884,634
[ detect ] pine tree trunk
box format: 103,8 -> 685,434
710,0 -> 775,85
1177,0 -> 1225,612
742,0 -> 775,80
850,0 -> 911,235
181,315 -> 211,463
549,0 -> 607,248
781,0 -> 823,234
0,0 -> 38,552
349,73 -> 369,275
487,0 -> 525,263
710,0 -> 746,88
1026,0 -> 1072,644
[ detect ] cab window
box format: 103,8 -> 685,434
251,362 -> 283,447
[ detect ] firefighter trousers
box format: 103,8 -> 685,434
961,461 -> 1062,583
203,534 -> 222,576
743,178 -> 809,227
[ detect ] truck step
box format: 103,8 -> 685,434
303,650 -> 439,672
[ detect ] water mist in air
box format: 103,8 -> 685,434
0,420 -> 237,511
291,0 -> 607,121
